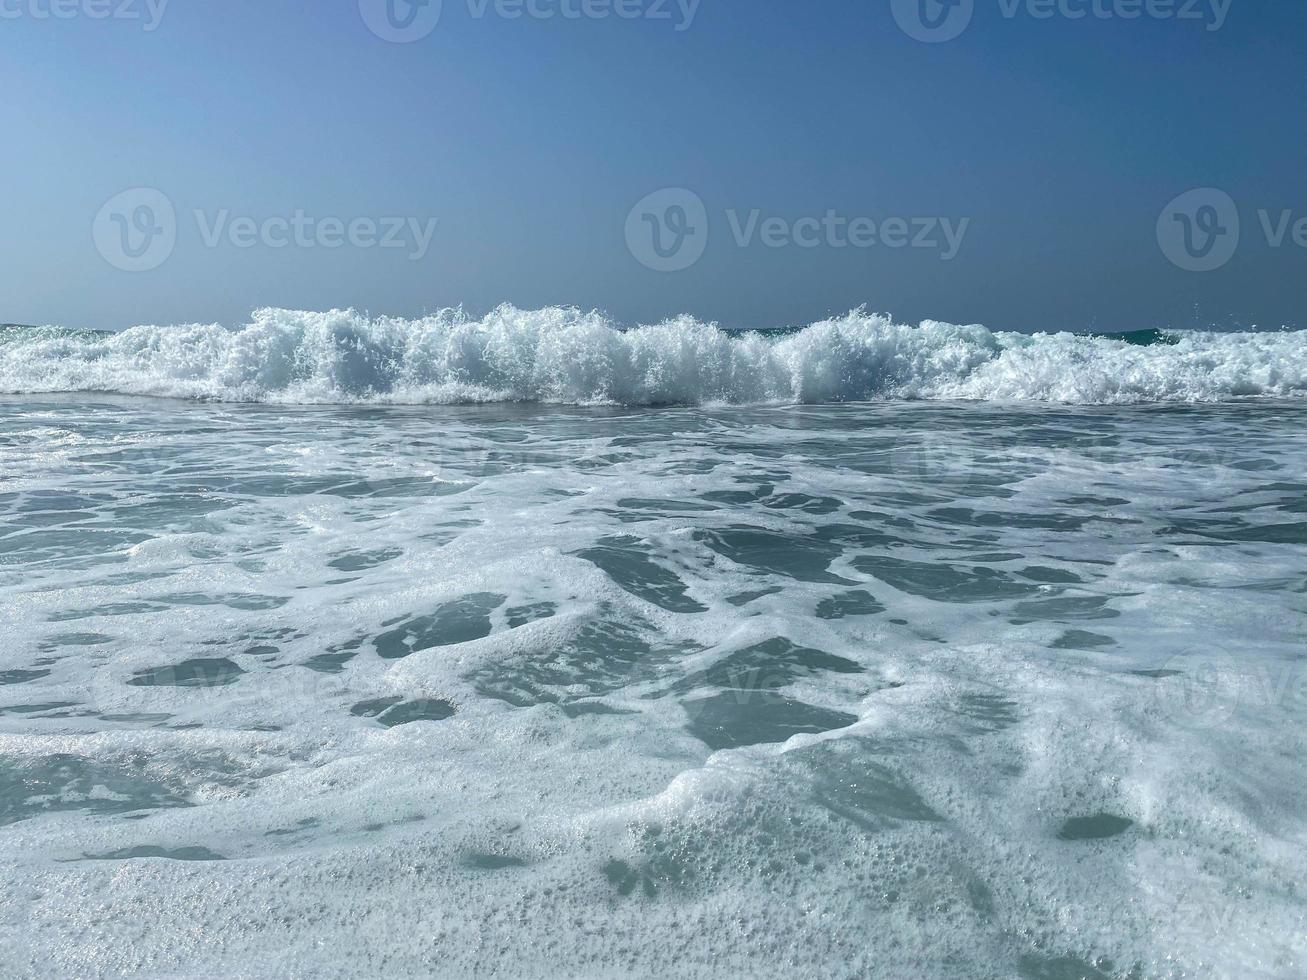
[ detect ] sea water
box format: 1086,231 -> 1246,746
1,309 -> 1305,977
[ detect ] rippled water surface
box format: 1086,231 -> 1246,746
2,396 -> 1305,978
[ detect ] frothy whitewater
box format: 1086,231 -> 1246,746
3,306 -> 1306,404
1,312 -> 1306,977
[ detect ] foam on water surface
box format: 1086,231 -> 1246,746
1,395 -> 1306,978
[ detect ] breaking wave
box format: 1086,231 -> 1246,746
2,306 -> 1305,405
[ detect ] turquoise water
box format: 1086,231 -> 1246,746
2,389 -> 1305,977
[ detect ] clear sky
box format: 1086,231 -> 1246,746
3,0 -> 1303,332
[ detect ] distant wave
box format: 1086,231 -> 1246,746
2,307 -> 1305,405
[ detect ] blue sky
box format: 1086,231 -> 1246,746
2,0 -> 1303,332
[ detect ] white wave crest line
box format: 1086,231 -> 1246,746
2,306 -> 1305,405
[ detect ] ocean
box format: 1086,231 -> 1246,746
2,308 -> 1305,977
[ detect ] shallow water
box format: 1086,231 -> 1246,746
2,395 -> 1305,977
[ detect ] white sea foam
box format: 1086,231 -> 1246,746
3,306 -> 1305,405
2,398 -> 1306,977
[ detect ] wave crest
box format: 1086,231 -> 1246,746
2,306 -> 1304,405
